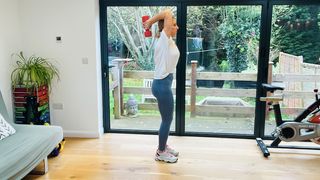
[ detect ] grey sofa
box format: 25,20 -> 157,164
0,90 -> 63,179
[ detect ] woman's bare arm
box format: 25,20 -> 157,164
143,9 -> 174,37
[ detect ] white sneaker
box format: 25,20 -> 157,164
166,145 -> 179,157
155,149 -> 178,163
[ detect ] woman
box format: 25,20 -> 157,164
143,9 -> 180,163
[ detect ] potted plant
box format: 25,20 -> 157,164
11,51 -> 59,90
11,51 -> 59,124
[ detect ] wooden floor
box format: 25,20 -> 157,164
25,134 -> 320,180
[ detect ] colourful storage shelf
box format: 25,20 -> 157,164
12,85 -> 50,125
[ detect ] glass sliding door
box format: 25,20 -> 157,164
106,6 -> 177,131
101,1 -> 269,137
265,4 -> 320,136
185,5 -> 262,135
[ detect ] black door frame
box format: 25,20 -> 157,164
100,1 -> 182,136
100,0 -> 320,139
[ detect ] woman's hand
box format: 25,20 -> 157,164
143,19 -> 152,29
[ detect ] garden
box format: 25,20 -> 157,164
106,5 -> 320,134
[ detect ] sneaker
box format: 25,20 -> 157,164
166,145 -> 179,157
155,149 -> 178,163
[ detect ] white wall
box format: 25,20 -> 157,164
0,0 -> 22,122
19,0 -> 103,137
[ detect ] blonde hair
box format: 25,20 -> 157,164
156,20 -> 164,38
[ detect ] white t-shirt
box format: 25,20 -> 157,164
153,31 -> 180,79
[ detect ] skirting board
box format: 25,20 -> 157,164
63,130 -> 103,138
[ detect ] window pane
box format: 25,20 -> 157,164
265,5 -> 320,136
185,5 -> 262,135
106,6 -> 177,131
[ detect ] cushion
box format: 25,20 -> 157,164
0,113 -> 16,140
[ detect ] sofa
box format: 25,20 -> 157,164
0,90 -> 63,179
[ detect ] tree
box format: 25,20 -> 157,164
218,6 -> 261,72
107,7 -> 175,70
187,6 -> 225,72
271,5 -> 320,64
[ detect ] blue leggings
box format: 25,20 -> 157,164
152,74 -> 174,151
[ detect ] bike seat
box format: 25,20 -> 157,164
262,83 -> 284,92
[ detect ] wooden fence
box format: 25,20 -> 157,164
110,57 -> 320,119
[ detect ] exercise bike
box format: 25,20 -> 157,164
256,83 -> 320,157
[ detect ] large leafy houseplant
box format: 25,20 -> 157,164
11,52 -> 59,125
11,51 -> 59,91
